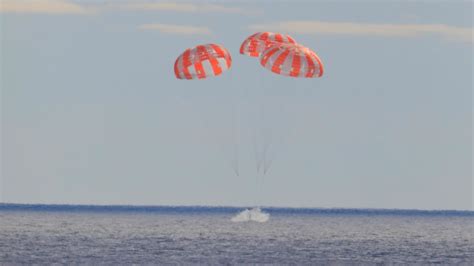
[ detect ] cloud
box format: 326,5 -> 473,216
0,1 -> 260,16
249,21 -> 474,43
138,23 -> 212,35
0,0 -> 95,14
115,2 -> 253,15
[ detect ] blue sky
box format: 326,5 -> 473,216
1,0 -> 472,210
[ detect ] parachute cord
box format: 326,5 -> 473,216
262,69 -> 270,177
256,69 -> 265,174
176,82 -> 237,177
231,68 -> 240,177
256,172 -> 261,208
259,68 -> 267,207
236,81 -> 241,177
261,69 -> 266,175
252,122 -> 261,174
263,96 -> 283,175
261,107 -> 286,176
224,68 -> 238,177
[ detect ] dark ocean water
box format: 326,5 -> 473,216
0,204 -> 473,264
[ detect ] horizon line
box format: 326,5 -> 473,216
0,202 -> 472,214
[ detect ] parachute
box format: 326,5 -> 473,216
260,43 -> 324,78
240,32 -> 297,58
174,44 -> 232,80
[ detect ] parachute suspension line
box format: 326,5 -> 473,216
230,69 -> 240,177
178,83 -> 239,177
252,69 -> 264,207
262,126 -> 273,175
264,92 -> 285,175
258,68 -> 269,206
252,121 -> 261,174
236,78 -> 241,177
251,72 -> 261,177
256,68 -> 265,174
262,69 -> 270,178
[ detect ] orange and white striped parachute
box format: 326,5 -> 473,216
174,44 -> 232,80
240,32 -> 297,58
260,43 -> 324,78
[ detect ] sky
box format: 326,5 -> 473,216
1,0 -> 472,210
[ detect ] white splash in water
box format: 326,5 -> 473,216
231,207 -> 270,223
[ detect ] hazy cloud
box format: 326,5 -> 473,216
0,1 -> 259,16
249,21 -> 473,43
138,23 -> 212,35
115,2 -> 255,15
0,0 -> 95,14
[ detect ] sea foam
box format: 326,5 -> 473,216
231,207 -> 270,223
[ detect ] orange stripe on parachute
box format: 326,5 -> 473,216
195,45 -> 208,79
210,44 -> 231,69
287,36 -> 296,44
240,32 -> 260,56
182,49 -> 193,79
260,32 -> 270,41
290,54 -> 301,77
274,34 -> 283,43
249,38 -> 261,57
311,53 -> 324,77
240,32 -> 298,58
271,49 -> 290,74
304,53 -> 316,78
207,44 -> 224,76
261,47 -> 279,67
239,41 -> 245,54
174,56 -> 180,78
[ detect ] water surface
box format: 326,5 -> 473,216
1,204 -> 472,264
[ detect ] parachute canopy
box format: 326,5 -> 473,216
240,32 -> 297,58
174,44 -> 232,80
260,43 -> 324,78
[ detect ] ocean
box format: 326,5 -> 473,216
0,204 -> 472,264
